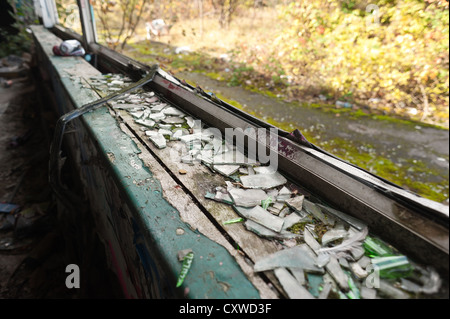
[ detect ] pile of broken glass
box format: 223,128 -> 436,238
86,73 -> 444,299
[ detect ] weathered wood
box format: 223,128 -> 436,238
119,111 -> 281,261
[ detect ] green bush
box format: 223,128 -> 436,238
0,0 -> 38,57
231,0 -> 449,126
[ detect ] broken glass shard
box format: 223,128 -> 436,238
339,258 -> 350,269
238,167 -> 248,175
142,108 -> 151,119
158,128 -> 173,137
226,173 -> 240,183
142,91 -> 155,97
223,217 -> 244,225
189,142 -> 202,152
278,206 -> 290,218
306,273 -> 324,297
305,224 -> 318,239
338,291 -> 348,299
254,166 -> 277,174
213,164 -> 240,177
346,271 -> 361,299
371,255 -> 414,279
201,127 -> 219,139
180,133 -> 202,144
150,103 -> 167,112
285,195 -> 305,213
130,111 -> 144,119
197,150 -> 213,165
253,246 -> 324,273
213,142 -> 230,156
357,256 -> 371,269
146,131 -> 166,149
162,116 -> 185,124
274,268 -> 315,299
204,192 -> 215,200
272,202 -> 284,211
176,251 -> 194,288
304,228 -> 321,252
233,205 -> 284,233
378,280 -> 410,299
244,220 -> 299,240
145,96 -> 158,104
202,142 -> 214,151
325,256 -> 349,290
214,191 -> 234,205
318,282 -> 332,299
185,116 -> 195,128
350,246 -> 365,260
276,186 -> 291,202
317,227 -> 368,261
399,278 -> 430,294
282,213 -> 302,231
225,181 -> 235,191
267,188 -> 279,198
181,154 -> 194,164
158,123 -> 172,130
303,199 -> 333,225
240,172 -> 287,189
363,236 -> 394,257
162,106 -> 186,117
136,119 -> 156,128
261,196 -> 272,210
267,206 -> 281,216
215,186 -> 227,193
213,151 -> 257,166
360,287 -> 377,299
113,103 -> 141,110
289,267 -> 306,285
317,204 -> 366,231
316,253 -> 330,268
229,188 -> 268,207
149,112 -> 165,122
321,224 -> 348,246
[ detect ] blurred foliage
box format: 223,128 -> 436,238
229,0 -> 449,126
55,0 -> 83,34
0,0 -> 38,57
92,0 -> 151,50
211,0 -> 242,27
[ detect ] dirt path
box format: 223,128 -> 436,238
176,71 -> 449,204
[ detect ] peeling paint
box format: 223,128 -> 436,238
106,152 -> 116,164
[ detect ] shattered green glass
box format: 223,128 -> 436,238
176,251 -> 194,287
363,236 -> 394,257
223,217 -> 244,225
371,256 -> 414,279
261,196 -> 272,210
346,272 -> 361,299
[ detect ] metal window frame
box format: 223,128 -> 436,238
76,0 -> 97,47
